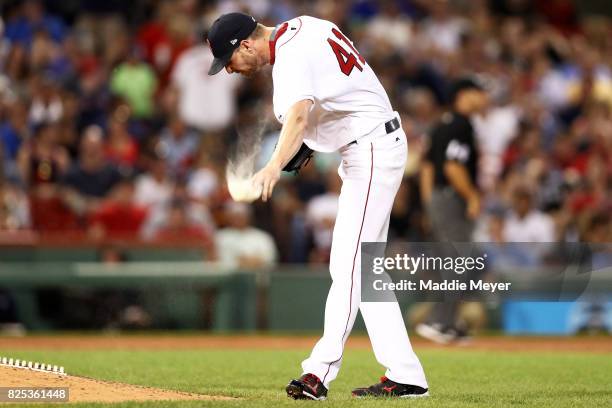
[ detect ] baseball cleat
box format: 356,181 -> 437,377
286,373 -> 328,400
444,325 -> 472,345
352,376 -> 429,398
416,322 -> 472,345
415,322 -> 454,344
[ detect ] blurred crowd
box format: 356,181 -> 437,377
0,0 -> 611,267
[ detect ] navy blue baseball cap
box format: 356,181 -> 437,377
207,13 -> 258,75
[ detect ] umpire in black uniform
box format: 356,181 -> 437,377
416,78 -> 488,344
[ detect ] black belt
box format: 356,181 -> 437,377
385,117 -> 400,134
347,117 -> 400,146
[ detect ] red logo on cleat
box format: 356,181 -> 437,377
306,383 -> 319,394
382,385 -> 397,393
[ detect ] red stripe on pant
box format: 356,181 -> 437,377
322,142 -> 374,384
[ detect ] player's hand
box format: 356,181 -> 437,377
466,193 -> 481,220
252,162 -> 282,202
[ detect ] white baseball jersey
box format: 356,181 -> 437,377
271,16 -> 428,391
272,16 -> 395,153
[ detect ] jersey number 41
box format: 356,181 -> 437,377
326,28 -> 366,77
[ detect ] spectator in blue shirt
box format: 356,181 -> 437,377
0,100 -> 28,182
4,0 -> 66,48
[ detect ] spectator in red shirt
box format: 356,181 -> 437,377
136,3 -> 193,91
104,105 -> 139,169
152,199 -> 212,245
88,177 -> 148,240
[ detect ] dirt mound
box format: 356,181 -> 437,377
0,366 -> 233,403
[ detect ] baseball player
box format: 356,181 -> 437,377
207,13 -> 428,400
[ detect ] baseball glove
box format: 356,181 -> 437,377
282,143 -> 314,173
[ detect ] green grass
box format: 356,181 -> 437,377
3,347 -> 611,408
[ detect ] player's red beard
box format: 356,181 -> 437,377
229,49 -> 260,77
237,52 -> 259,77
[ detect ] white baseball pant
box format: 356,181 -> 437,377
301,121 -> 428,389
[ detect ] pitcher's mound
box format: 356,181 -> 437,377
0,366 -> 233,403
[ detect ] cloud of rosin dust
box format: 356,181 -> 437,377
225,117 -> 269,202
